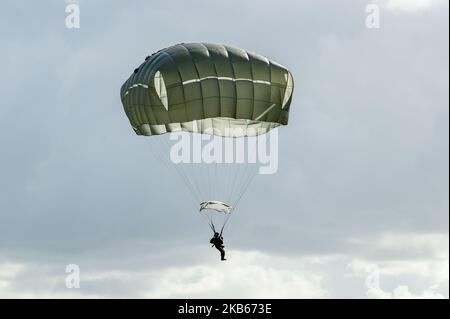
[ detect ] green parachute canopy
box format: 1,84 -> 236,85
120,43 -> 294,138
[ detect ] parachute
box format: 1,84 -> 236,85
199,201 -> 232,234
200,201 -> 232,213
121,43 -> 294,234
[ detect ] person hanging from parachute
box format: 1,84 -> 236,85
200,201 -> 230,260
120,43 -> 294,261
210,232 -> 226,261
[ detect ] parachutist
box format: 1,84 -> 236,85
210,232 -> 226,261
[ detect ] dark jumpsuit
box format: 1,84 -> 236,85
210,235 -> 226,260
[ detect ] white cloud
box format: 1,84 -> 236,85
376,233 -> 449,256
141,251 -> 328,298
0,263 -> 26,292
348,233 -> 449,283
384,0 -> 447,12
1,236 -> 448,298
0,251 -> 328,298
347,232 -> 449,299
367,285 -> 445,299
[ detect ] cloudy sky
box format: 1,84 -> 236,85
0,0 -> 448,298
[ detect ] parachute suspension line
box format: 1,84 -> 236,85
227,135 -> 252,205
219,211 -> 232,236
225,164 -> 234,204
200,209 -> 226,234
192,146 -> 209,201
231,134 -> 260,209
222,163 -> 229,202
147,139 -> 201,216
223,163 -> 232,204
220,137 -> 250,233
207,161 -> 212,199
158,137 -> 203,203
162,136 -> 210,202
229,164 -> 236,196
221,169 -> 257,234
225,147 -> 250,204
199,210 -> 216,233
213,159 -> 218,201
178,164 -> 203,202
149,138 -> 195,200
226,162 -> 242,205
214,156 -> 224,201
232,164 -> 258,209
217,136 -> 225,202
217,162 -> 222,201
215,165 -> 219,201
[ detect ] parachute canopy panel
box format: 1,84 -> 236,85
200,201 -> 232,214
120,43 -> 294,137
